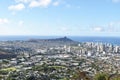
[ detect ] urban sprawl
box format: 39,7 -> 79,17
0,37 -> 120,80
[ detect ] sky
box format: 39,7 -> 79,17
0,0 -> 120,36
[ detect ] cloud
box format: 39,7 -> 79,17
15,0 -> 32,3
11,0 -> 64,9
8,3 -> 25,11
112,0 -> 120,3
29,1 -> 40,7
61,27 -> 68,32
107,21 -> 120,32
0,18 -> 9,24
18,21 -> 24,26
29,0 -> 51,8
53,1 -> 60,6
91,21 -> 120,33
92,27 -> 104,32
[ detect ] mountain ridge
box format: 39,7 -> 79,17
28,36 -> 74,42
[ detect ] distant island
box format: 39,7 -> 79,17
28,36 -> 73,42
0,37 -> 75,59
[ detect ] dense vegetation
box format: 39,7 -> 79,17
0,65 -> 120,80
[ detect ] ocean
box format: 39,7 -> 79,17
0,36 -> 120,45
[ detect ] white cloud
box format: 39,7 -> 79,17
93,27 -> 104,32
61,27 -> 68,32
18,21 -> 24,25
12,0 -> 64,9
53,1 -> 60,6
112,0 -> 120,3
29,0 -> 51,8
15,0 -> 32,3
8,3 -> 25,11
107,21 -> 120,32
91,21 -> 120,33
29,1 -> 39,7
107,22 -> 119,27
0,18 -> 9,24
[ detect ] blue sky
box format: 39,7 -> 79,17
0,0 -> 120,36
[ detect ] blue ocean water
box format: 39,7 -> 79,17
0,36 -> 120,45
69,36 -> 120,45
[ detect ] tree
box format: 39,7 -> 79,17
71,70 -> 91,80
94,73 -> 108,80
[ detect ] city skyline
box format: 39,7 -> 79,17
1,0 -> 120,36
